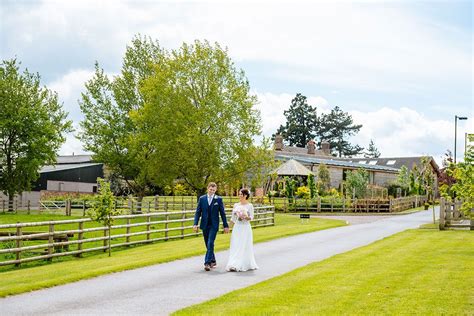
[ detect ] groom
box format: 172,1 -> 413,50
193,182 -> 229,271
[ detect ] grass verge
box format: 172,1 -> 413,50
174,229 -> 473,315
0,214 -> 345,297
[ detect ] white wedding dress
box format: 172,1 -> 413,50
226,202 -> 259,272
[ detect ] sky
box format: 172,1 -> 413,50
1,0 -> 472,165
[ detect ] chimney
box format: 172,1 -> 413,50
274,134 -> 283,151
307,140 -> 315,154
321,141 -> 330,155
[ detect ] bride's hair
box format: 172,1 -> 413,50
240,188 -> 250,200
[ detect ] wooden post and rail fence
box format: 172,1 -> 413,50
439,198 -> 473,230
0,205 -> 275,267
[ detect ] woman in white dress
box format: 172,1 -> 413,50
226,188 -> 259,272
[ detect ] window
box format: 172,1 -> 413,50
358,160 -> 367,164
369,160 -> 378,165
386,160 -> 396,165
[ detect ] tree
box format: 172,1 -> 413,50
79,35 -> 165,204
317,163 -> 331,194
446,135 -> 474,216
345,168 -> 369,198
88,178 -> 119,257
397,165 -> 410,196
0,59 -> 72,210
137,40 -> 266,195
307,173 -> 317,199
273,93 -> 318,147
364,139 -> 381,158
317,106 -> 363,157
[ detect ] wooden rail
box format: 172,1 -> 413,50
0,205 -> 275,267
285,195 -> 427,213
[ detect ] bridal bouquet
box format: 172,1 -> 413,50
235,207 -> 248,221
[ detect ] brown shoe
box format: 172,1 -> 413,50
204,264 -> 211,271
210,262 -> 217,268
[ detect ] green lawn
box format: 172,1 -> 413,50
175,229 -> 473,315
0,214 -> 346,297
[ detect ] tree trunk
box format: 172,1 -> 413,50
8,193 -> 14,212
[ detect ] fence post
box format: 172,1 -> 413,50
342,197 -> 346,213
439,198 -> 445,230
317,197 -> 321,213
154,195 -> 158,211
27,200 -> 31,214
146,214 -> 151,241
181,203 -> 186,239
126,218 -> 131,244
83,200 -> 87,216
15,224 -> 22,267
165,208 -> 169,241
76,222 -> 84,257
103,226 -> 108,252
48,223 -> 54,261
389,199 -> 393,213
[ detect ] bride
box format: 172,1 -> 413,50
226,188 -> 259,272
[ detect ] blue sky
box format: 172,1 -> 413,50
1,0 -> 472,165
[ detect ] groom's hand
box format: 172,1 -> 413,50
193,225 -> 199,232
223,227 -> 230,234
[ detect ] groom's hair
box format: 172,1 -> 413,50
240,188 -> 250,200
207,182 -> 217,188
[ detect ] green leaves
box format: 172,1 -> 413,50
317,106 -> 363,157
0,59 -> 72,206
277,93 -> 318,147
137,40 -> 265,194
345,168 -> 369,198
78,35 -> 164,198
88,178 -> 119,227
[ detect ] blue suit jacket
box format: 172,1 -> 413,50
194,195 -> 229,230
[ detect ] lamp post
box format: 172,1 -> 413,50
454,115 -> 468,163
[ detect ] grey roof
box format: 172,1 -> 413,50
275,153 -> 400,173
340,156 -> 439,173
56,155 -> 94,164
271,159 -> 312,176
40,163 -> 103,173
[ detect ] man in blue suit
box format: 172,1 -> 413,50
193,182 -> 229,271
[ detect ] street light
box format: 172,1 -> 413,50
454,115 -> 468,163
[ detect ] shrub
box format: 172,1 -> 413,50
296,186 -> 310,199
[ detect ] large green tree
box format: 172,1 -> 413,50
137,40 -> 266,195
79,35 -> 165,202
0,59 -> 72,210
317,106 -> 363,157
274,93 -> 318,147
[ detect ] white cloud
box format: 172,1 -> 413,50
350,107 -> 472,164
3,1 -> 470,93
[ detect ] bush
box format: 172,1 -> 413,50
296,186 -> 310,199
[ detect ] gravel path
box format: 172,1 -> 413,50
0,209 -> 437,316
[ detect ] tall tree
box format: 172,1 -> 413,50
364,139 -> 381,158
317,106 -> 363,157
79,35 -> 165,203
0,59 -> 72,210
273,93 -> 318,147
137,40 -> 266,195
